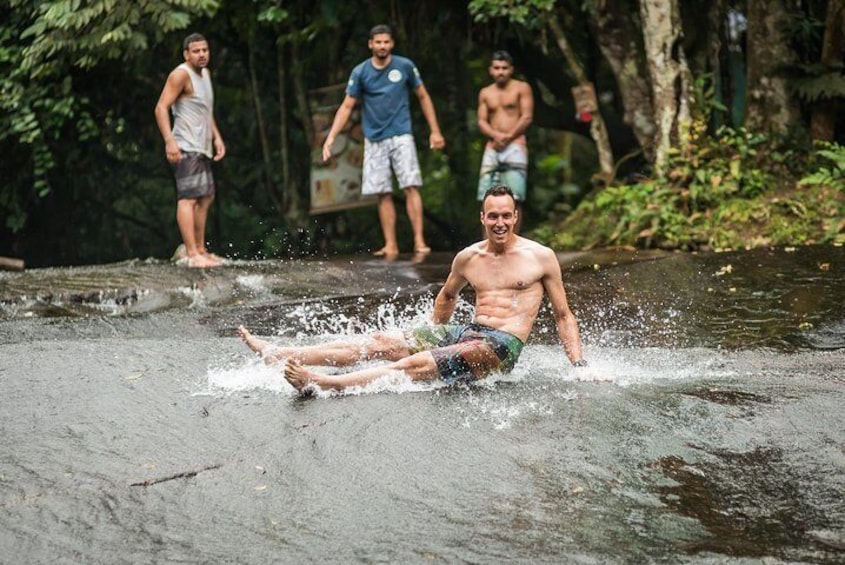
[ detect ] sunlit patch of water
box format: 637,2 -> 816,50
574,299 -> 687,349
456,388 -> 557,430
517,344 -> 741,388
234,274 -> 269,295
805,319 -> 845,350
0,296 -> 38,318
176,285 -> 207,308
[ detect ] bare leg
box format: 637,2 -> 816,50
194,195 -> 222,264
176,199 -> 200,256
237,326 -> 410,366
176,199 -> 217,268
374,194 -> 399,256
284,352 -> 439,392
403,186 -> 429,253
193,195 -> 212,255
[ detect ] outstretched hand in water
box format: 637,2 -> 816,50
572,364 -> 613,382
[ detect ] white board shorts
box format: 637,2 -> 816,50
362,134 -> 423,195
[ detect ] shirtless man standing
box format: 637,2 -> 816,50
238,184 -> 587,393
477,51 -> 534,233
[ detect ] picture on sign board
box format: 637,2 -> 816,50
309,84 -> 377,214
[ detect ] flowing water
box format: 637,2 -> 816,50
0,246 -> 843,564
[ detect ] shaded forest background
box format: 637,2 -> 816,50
1,0 -> 843,267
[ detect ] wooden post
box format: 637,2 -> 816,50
0,256 -> 25,271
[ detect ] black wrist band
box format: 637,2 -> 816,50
572,359 -> 588,367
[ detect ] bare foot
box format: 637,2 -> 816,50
284,358 -> 322,391
180,253 -> 219,268
372,247 -> 399,257
238,325 -> 267,354
237,325 -> 283,364
202,251 -> 225,266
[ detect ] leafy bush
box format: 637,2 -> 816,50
535,128 -> 845,251
799,142 -> 845,189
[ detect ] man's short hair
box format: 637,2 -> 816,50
492,50 -> 513,65
482,184 -> 517,207
183,33 -> 207,51
369,24 -> 393,39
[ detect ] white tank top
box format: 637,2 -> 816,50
172,63 -> 214,158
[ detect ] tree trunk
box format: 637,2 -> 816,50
706,0 -> 727,129
0,257 -> 25,271
810,0 -> 844,141
247,36 -> 283,214
287,37 -> 312,228
547,16 -> 615,182
277,41 -> 301,215
744,0 -> 802,136
639,0 -> 693,176
589,0 -> 656,162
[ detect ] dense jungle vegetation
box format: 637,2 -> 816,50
1,0 -> 843,267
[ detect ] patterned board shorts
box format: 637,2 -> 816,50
406,323 -> 524,384
362,134 -> 423,195
173,152 -> 215,200
476,142 -> 528,201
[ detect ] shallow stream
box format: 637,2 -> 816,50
1,246 -> 843,563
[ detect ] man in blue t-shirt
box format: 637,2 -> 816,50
321,24 -> 445,257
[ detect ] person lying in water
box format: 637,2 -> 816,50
238,184 -> 588,393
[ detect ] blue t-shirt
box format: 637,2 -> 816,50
346,55 -> 423,142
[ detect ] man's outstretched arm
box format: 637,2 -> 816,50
322,94 -> 358,161
414,84 -> 445,150
541,251 -> 584,365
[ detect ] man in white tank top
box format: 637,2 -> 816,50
155,33 -> 226,268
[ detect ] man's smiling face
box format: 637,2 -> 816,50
481,193 -> 518,244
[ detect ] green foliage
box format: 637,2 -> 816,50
691,73 -> 727,125
19,0 -> 219,76
257,6 -> 289,25
799,142 -> 845,189
791,64 -> 845,102
525,130 -> 595,226
1,0 -> 217,237
680,126 -> 780,206
468,0 -> 554,27
1,0 -> 841,266
537,128 -> 845,251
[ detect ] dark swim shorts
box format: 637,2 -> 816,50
407,323 -> 524,384
173,152 -> 215,200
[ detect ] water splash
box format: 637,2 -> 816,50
202,354 -> 448,398
266,293 -> 475,338
202,356 -> 289,395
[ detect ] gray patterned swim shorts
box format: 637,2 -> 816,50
362,134 -> 423,195
173,152 -> 215,200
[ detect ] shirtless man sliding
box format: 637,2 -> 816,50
477,50 -> 534,233
238,184 -> 587,393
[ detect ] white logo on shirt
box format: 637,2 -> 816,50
388,69 -> 403,83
